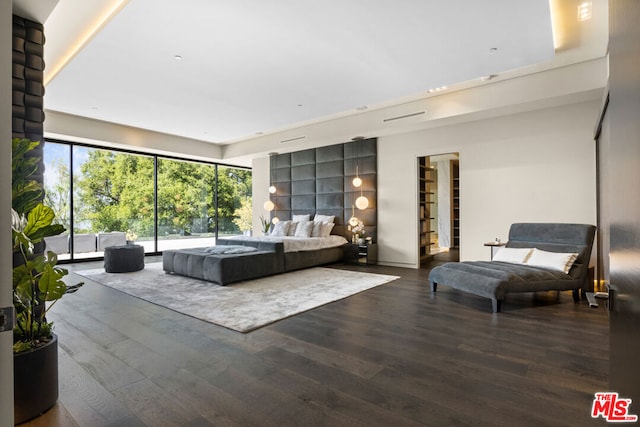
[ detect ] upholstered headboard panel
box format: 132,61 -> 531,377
269,138 -> 377,240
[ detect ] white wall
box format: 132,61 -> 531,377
251,156 -> 270,235
378,100 -> 599,267
251,100 -> 599,268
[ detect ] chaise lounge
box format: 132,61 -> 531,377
428,223 -> 596,312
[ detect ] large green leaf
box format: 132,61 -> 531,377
11,138 -> 40,163
12,185 -> 42,215
12,263 -> 37,310
38,260 -> 68,301
22,204 -> 56,238
28,224 -> 66,242
12,138 -> 43,216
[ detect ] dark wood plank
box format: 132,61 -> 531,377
20,259 -> 608,426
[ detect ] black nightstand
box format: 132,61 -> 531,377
345,243 -> 378,265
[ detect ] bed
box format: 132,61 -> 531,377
162,234 -> 348,285
223,235 -> 348,271
428,223 -> 596,312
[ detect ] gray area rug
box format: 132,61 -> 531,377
75,263 -> 399,332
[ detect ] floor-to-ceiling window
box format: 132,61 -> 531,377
156,158 -> 217,251
43,140 -> 251,260
217,165 -> 252,237
43,142 -> 71,260
73,146 -> 155,258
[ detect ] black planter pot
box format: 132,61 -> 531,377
14,334 -> 59,425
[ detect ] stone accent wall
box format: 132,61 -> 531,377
12,15 -> 45,183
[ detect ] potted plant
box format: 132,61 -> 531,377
259,215 -> 271,235
126,229 -> 138,244
11,138 -> 83,424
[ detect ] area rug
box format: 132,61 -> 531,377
75,263 -> 399,333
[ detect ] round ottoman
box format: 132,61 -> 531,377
104,244 -> 145,273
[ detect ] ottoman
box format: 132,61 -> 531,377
104,244 -> 145,273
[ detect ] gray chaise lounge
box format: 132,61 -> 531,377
429,223 -> 596,312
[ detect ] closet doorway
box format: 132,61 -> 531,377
418,153 -> 459,267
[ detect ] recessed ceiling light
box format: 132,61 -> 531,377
427,86 -> 447,93
173,55 -> 183,60
489,47 -> 498,52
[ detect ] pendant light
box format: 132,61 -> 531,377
348,204 -> 359,227
355,192 -> 369,210
352,137 -> 362,187
265,153 -> 277,214
352,136 -> 369,209
352,165 -> 362,188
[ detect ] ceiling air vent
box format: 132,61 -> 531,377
280,136 -> 306,144
382,111 -> 426,123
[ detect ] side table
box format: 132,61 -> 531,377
345,243 -> 378,265
483,241 -> 506,260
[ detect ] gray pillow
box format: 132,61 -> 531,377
204,245 -> 258,255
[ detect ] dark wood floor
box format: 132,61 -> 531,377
21,255 -> 609,426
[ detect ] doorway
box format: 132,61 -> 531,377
418,153 -> 459,266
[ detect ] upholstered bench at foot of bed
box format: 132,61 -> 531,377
429,261 -> 583,313
162,248 -> 283,286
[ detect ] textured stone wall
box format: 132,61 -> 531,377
12,15 -> 45,183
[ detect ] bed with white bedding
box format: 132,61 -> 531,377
162,234 -> 349,285
225,235 -> 348,253
221,235 -> 349,272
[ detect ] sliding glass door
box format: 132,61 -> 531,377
156,158 -> 216,251
72,146 -> 155,258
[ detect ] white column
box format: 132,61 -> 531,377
0,2 -> 15,425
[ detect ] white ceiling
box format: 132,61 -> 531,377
17,0 -> 608,146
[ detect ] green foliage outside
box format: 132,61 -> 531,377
43,156 -> 72,231
232,198 -> 253,233
217,166 -> 252,234
50,148 -> 252,238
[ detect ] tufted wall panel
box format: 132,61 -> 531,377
269,138 -> 377,240
12,15 -> 45,192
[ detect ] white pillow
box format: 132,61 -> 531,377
313,214 -> 335,223
526,248 -> 578,274
320,222 -> 335,237
311,221 -> 323,237
271,220 -> 290,237
292,214 -> 310,223
294,221 -> 313,238
287,221 -> 298,236
492,247 -> 533,264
